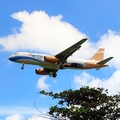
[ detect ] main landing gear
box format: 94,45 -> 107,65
60,65 -> 64,69
21,63 -> 24,69
53,72 -> 57,78
50,72 -> 57,78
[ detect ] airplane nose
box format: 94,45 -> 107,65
8,55 -> 14,61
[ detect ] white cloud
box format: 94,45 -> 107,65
0,106 -> 52,120
73,72 -> 101,89
5,114 -> 24,120
73,70 -> 120,95
4,114 -> 53,120
37,76 -> 50,90
96,30 -> 120,69
28,116 -> 52,120
0,10 -> 86,54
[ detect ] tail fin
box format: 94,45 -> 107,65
97,57 -> 114,65
90,48 -> 105,61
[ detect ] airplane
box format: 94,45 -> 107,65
9,38 -> 113,78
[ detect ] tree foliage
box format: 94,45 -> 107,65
40,86 -> 120,120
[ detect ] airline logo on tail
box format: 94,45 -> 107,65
90,48 -> 105,61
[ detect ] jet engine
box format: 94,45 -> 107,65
44,56 -> 59,63
35,68 -> 57,78
35,68 -> 49,75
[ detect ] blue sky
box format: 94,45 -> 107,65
0,0 -> 120,119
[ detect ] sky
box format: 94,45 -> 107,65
0,0 -> 120,119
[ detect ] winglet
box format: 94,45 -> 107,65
97,57 -> 114,65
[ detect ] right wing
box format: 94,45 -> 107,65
55,38 -> 88,64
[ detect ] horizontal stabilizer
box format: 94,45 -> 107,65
97,57 -> 114,65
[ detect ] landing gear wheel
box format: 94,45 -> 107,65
53,73 -> 57,78
21,67 -> 24,69
60,65 -> 64,69
49,72 -> 57,78
21,63 -> 24,69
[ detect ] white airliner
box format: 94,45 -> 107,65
9,38 -> 113,78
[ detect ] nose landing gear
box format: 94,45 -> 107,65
21,63 -> 24,69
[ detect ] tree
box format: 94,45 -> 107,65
40,86 -> 120,120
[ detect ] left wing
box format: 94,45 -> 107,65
55,38 -> 88,63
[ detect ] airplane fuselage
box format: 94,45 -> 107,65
9,52 -> 108,70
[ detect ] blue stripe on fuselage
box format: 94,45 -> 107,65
9,56 -> 43,63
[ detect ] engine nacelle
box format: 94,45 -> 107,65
44,56 -> 59,63
35,68 -> 49,75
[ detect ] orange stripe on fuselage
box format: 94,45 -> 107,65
82,62 -> 108,69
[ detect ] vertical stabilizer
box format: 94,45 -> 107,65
90,48 -> 105,61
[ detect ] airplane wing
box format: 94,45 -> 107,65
37,38 -> 88,78
55,38 -> 88,64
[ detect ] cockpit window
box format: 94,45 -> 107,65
15,53 -> 18,55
